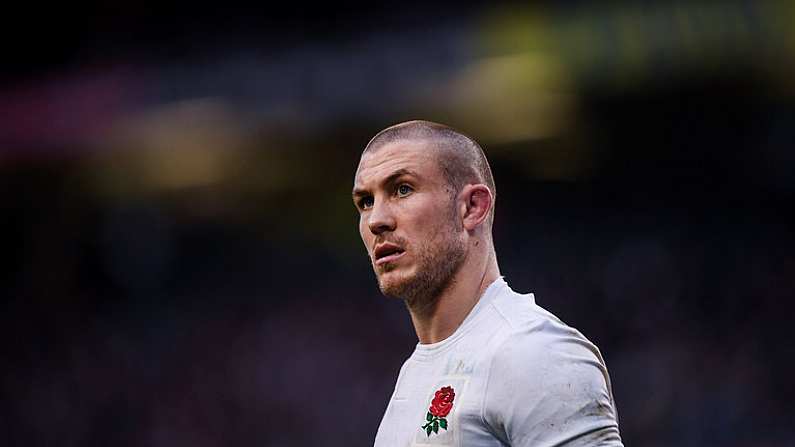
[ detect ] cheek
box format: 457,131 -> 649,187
409,198 -> 452,232
359,219 -> 372,247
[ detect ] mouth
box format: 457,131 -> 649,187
374,243 -> 406,266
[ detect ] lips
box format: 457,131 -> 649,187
374,243 -> 405,266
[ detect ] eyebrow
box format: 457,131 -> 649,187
352,168 -> 418,198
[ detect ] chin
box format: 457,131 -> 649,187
376,270 -> 416,298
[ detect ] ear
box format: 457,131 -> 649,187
460,184 -> 493,231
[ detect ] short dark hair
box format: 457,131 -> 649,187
363,120 -> 496,224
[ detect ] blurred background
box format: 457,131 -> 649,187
2,0 -> 794,445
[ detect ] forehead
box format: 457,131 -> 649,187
354,140 -> 443,186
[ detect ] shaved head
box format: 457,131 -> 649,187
362,120 -> 497,225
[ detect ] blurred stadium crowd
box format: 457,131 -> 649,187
2,1 -> 794,445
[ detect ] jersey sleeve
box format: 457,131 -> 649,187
482,319 -> 623,447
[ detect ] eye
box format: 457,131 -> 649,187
358,196 -> 374,210
397,184 -> 413,197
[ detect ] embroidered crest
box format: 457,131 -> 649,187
421,386 -> 455,436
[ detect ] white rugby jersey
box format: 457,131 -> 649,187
373,277 -> 623,447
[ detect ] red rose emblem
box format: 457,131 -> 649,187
429,386 -> 455,417
421,386 -> 455,436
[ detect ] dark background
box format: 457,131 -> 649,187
2,1 -> 794,445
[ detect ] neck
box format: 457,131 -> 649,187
408,249 -> 500,344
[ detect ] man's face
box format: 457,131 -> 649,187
353,140 -> 466,303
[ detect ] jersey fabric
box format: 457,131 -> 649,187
373,277 -> 623,447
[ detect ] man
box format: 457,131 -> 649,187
353,120 -> 623,446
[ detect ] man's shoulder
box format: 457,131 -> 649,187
490,282 -> 568,335
483,291 -> 622,446
488,284 -> 604,369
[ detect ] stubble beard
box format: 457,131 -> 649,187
374,228 -> 467,316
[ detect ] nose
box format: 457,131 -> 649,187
367,199 -> 396,235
